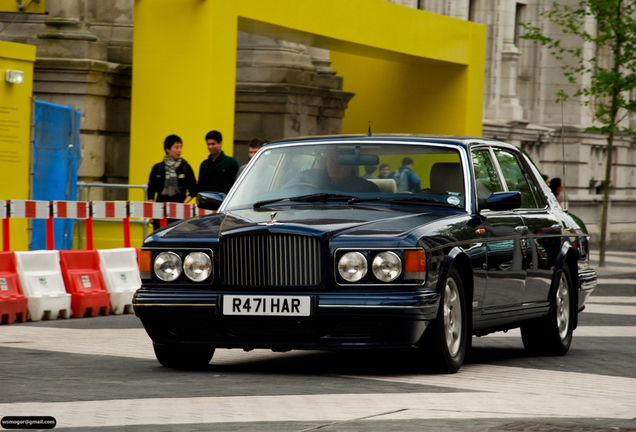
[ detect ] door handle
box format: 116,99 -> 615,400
515,226 -> 529,234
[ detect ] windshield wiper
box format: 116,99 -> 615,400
254,193 -> 357,208
348,196 -> 459,208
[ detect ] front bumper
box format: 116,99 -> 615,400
578,268 -> 597,311
133,287 -> 439,349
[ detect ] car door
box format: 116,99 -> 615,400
492,149 -> 562,305
471,148 -> 526,312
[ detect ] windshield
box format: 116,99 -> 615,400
222,143 -> 465,211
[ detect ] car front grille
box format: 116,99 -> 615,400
221,234 -> 322,287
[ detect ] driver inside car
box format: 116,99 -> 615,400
285,149 -> 380,193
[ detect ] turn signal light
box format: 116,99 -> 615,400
139,250 -> 152,279
403,250 -> 426,281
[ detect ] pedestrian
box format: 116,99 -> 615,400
198,130 -> 240,194
147,134 -> 197,230
236,137 -> 265,178
378,163 -> 390,179
549,177 -> 563,204
388,157 -> 421,193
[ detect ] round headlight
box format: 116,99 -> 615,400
154,251 -> 182,282
372,251 -> 402,282
338,251 -> 368,282
184,252 -> 212,282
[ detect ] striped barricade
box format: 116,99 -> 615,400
1,199 -> 216,251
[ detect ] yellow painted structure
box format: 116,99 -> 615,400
130,0 -> 486,201
0,40 -> 36,251
0,0 -> 46,14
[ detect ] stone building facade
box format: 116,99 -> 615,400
1,0 -> 634,246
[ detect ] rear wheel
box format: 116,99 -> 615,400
421,267 -> 467,373
521,266 -> 574,356
153,343 -> 215,369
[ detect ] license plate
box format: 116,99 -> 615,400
223,295 -> 311,316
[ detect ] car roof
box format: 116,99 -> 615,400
263,134 -> 519,152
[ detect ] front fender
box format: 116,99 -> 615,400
437,246 -> 474,318
552,242 -> 579,329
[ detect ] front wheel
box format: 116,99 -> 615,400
420,267 -> 467,373
153,343 -> 215,369
521,266 -> 574,356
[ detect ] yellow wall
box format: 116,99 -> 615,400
130,0 -> 486,199
73,221 -> 148,251
0,0 -> 46,13
0,41 -> 36,251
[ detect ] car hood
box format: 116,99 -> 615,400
146,204 -> 464,244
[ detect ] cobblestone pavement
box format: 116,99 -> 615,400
0,250 -> 634,431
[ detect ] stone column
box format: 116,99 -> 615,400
497,0 -> 524,121
233,34 -> 353,163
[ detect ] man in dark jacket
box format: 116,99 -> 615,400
147,134 -> 197,230
198,130 -> 239,194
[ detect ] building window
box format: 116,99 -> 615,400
514,3 -> 527,46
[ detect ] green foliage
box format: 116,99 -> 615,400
521,0 -> 636,136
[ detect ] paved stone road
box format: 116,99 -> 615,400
0,250 -> 634,431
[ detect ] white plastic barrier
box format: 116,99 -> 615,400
15,250 -> 71,321
97,248 -> 141,314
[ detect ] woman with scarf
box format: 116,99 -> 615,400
147,134 -> 197,230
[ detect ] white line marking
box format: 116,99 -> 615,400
482,326 -> 636,338
595,278 -> 636,285
587,296 -> 636,304
581,304 -> 636,316
1,366 -> 634,428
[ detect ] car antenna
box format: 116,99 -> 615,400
367,121 -> 372,136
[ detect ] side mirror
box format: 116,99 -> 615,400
480,191 -> 522,211
197,192 -> 225,211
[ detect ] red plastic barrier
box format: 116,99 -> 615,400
0,251 -> 28,324
59,250 -> 110,318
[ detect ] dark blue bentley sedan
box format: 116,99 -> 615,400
134,135 -> 597,373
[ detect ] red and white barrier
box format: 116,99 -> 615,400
92,201 -> 127,219
1,200 -> 216,252
10,200 -> 50,219
54,201 -> 90,219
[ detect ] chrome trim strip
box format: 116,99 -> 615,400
134,303 -> 216,307
320,304 -> 433,309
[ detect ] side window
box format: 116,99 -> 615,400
471,149 -> 503,198
493,150 -> 538,208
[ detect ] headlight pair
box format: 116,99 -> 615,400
338,251 -> 402,283
154,251 -> 212,282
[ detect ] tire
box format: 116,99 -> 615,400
153,343 -> 215,369
521,266 -> 574,356
421,267 -> 468,373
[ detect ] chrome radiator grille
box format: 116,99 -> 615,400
221,234 -> 322,287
